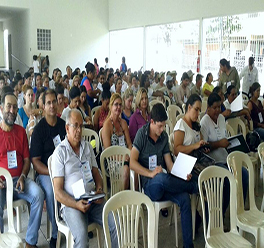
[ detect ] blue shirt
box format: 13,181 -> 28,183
18,107 -> 29,129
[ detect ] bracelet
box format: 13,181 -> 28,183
21,173 -> 27,179
124,161 -> 129,166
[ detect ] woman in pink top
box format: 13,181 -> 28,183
129,87 -> 150,142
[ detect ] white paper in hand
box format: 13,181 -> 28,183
71,179 -> 86,199
171,152 -> 197,180
230,93 -> 243,112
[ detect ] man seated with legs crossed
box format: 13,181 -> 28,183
0,92 -> 44,248
52,109 -> 117,248
130,103 -> 198,248
30,89 -> 66,248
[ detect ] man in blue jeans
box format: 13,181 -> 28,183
30,89 -> 66,248
0,92 -> 44,248
130,103 -> 198,248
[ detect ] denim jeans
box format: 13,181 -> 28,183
143,173 -> 198,248
36,174 -> 58,239
255,127 -> 264,141
62,201 -> 117,248
0,177 -> 44,246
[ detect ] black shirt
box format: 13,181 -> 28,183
30,117 -> 66,168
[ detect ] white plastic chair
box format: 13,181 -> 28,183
175,113 -> 184,125
165,119 -> 173,137
201,100 -> 207,113
257,142 -> 264,212
226,117 -> 259,193
103,190 -> 155,248
163,95 -> 171,108
100,146 -> 131,200
0,168 -> 23,248
91,106 -> 101,118
182,103 -> 186,114
130,170 -> 178,248
198,165 -> 252,248
227,151 -> 264,248
82,128 -> 100,155
226,123 -> 235,137
167,105 -> 183,128
48,156 -> 102,248
149,99 -> 164,111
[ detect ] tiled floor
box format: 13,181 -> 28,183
5,171 -> 263,248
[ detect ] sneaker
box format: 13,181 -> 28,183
49,237 -> 57,248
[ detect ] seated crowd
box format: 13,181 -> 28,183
0,55 -> 262,248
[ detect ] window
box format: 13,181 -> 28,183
203,13 -> 264,90
37,29 -> 51,51
145,20 -> 199,76
109,27 -> 144,71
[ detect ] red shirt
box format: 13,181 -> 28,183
0,124 -> 29,178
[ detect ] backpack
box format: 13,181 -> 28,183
246,131 -> 261,152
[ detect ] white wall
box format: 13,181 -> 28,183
1,0 -> 109,75
0,22 -> 4,67
109,0 -> 264,30
4,10 -> 30,73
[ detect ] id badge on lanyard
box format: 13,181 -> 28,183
215,127 -> 222,140
53,134 -> 61,148
149,155 -> 157,171
7,150 -> 17,169
118,135 -> 126,147
81,161 -> 93,184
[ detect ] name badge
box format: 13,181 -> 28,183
259,112 -> 263,123
215,127 -> 222,140
149,155 -> 157,171
183,95 -> 188,103
226,81 -> 231,88
81,161 -> 93,184
118,135 -> 126,147
53,134 -> 61,148
7,150 -> 17,169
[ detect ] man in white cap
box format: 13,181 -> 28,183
187,70 -> 195,89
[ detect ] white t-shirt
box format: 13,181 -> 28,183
17,93 -> 24,109
33,60 -> 40,73
200,114 -> 228,164
174,118 -> 200,146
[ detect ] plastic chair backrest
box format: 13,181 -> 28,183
165,119 -> 173,137
198,166 -> 238,240
167,105 -> 183,128
226,123 -> 235,137
182,103 -> 186,114
226,118 -> 246,139
103,190 -> 155,248
163,95 -> 171,108
175,113 -> 184,124
100,146 -> 131,200
48,156 -> 61,227
130,170 -> 142,193
227,151 -> 257,214
0,168 -> 16,233
149,99 -> 164,111
91,106 -> 101,118
82,128 -> 100,155
257,142 -> 264,166
99,128 -> 103,150
201,100 -> 207,113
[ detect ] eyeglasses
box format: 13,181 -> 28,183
68,123 -> 83,130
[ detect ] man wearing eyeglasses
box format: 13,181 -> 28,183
0,92 -> 44,248
52,109 -> 117,248
30,89 -> 66,248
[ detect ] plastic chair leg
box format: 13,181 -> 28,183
173,204 -> 178,248
16,206 -> 21,233
261,196 -> 264,212
154,207 -> 159,248
95,227 -> 102,248
191,194 -> 197,240
56,231 -> 61,247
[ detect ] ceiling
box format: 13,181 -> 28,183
0,6 -> 26,22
